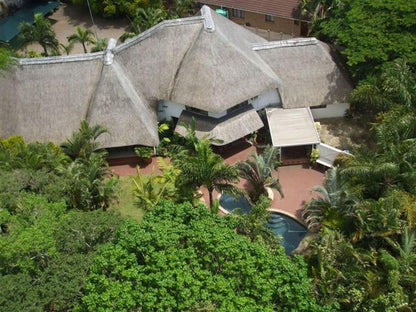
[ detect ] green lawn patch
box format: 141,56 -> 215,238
110,175 -> 145,222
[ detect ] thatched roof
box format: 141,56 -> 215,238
255,38 -> 352,109
0,6 -> 351,148
87,61 -> 159,148
175,105 -> 263,146
0,54 -> 103,143
170,6 -> 281,113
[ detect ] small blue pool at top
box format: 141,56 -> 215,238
219,194 -> 307,254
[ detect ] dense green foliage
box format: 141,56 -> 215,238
0,195 -> 123,311
0,123 -> 123,311
73,0 -> 195,18
0,46 -> 16,74
18,13 -> 60,56
299,4 -> 416,307
350,59 -> 416,115
77,201 -> 325,312
302,97 -> 416,310
307,0 -> 416,80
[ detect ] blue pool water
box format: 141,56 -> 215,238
219,194 -> 307,254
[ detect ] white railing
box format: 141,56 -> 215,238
316,143 -> 351,168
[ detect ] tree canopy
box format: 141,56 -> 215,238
77,200 -> 326,312
309,0 -> 416,80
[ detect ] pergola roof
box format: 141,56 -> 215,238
266,107 -> 320,147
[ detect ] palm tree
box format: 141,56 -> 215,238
68,27 -> 96,54
237,146 -> 283,203
385,227 -> 416,293
132,7 -> 166,33
302,167 -> 358,233
132,158 -> 179,211
350,59 -> 416,115
90,38 -> 107,53
61,120 -> 108,160
61,152 -> 118,211
60,41 -> 74,56
18,13 -> 59,56
119,6 -> 166,42
175,139 -> 239,210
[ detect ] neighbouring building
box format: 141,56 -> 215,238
196,0 -> 309,36
0,6 -> 351,163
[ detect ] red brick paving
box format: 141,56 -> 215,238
109,142 -> 325,221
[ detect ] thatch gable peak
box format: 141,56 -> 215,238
104,38 -> 117,65
201,5 -> 215,33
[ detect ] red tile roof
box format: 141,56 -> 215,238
199,0 -> 301,19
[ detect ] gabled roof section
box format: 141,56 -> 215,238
170,6 -> 282,113
200,0 -> 302,19
255,38 -> 352,109
0,55 -> 103,143
87,61 -> 159,148
113,16 -> 205,102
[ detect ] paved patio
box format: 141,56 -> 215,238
110,141 -> 325,221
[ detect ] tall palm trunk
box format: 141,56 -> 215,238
82,42 -> 87,54
41,44 -> 48,56
208,187 -> 214,211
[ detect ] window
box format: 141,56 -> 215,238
232,9 -> 244,18
265,15 -> 274,22
185,106 -> 208,116
227,101 -> 249,114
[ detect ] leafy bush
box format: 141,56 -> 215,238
0,195 -> 124,311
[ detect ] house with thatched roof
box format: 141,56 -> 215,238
0,6 -> 351,162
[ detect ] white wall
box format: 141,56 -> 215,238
157,100 -> 185,121
208,111 -> 227,118
249,89 -> 281,111
311,103 -> 350,119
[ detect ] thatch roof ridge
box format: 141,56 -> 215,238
113,16 -> 204,54
252,37 -> 318,51
15,52 -> 105,65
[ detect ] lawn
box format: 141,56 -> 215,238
110,175 -> 145,222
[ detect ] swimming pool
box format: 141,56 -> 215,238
219,194 -> 307,254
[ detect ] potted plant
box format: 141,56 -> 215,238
310,147 -> 319,165
135,146 -> 154,166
